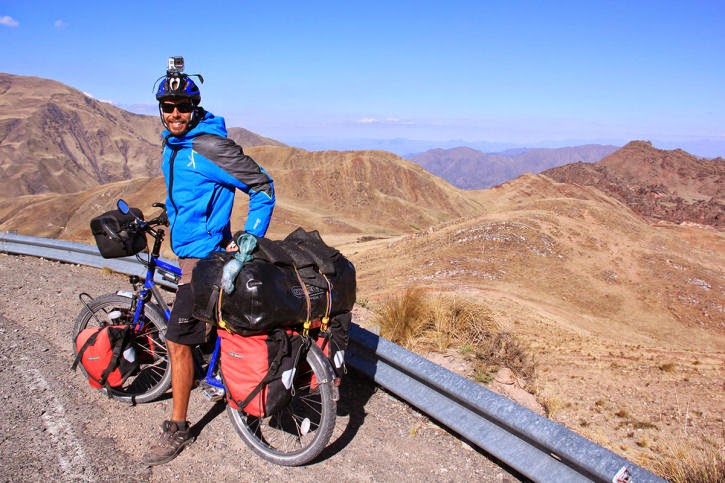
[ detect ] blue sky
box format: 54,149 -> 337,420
2,1 -> 724,156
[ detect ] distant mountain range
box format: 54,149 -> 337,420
287,136 -> 725,160
283,137 -> 524,156
1,72 -> 722,230
407,144 -> 620,189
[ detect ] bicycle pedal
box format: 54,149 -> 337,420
198,381 -> 225,402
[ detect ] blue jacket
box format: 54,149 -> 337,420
161,110 -> 275,258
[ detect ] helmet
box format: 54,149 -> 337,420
155,75 -> 201,105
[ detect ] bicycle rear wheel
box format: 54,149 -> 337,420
227,341 -> 337,466
72,293 -> 171,404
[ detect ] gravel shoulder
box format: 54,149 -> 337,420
0,253 -> 516,482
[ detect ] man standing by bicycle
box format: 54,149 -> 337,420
144,57 -> 275,466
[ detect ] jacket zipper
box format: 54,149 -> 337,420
167,145 -> 180,250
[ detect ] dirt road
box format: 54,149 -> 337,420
0,254 -> 517,482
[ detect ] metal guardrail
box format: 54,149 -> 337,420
1,232 -> 665,482
0,232 -> 179,289
348,328 -> 663,482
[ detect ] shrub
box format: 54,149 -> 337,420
651,442 -> 724,483
375,287 -> 535,386
376,287 -> 427,348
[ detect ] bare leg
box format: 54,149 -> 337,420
167,340 -> 194,422
143,339 -> 195,466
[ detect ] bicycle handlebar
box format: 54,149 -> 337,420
145,210 -> 169,229
118,199 -> 168,230
117,199 -> 168,255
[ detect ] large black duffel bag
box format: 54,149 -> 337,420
191,228 -> 356,334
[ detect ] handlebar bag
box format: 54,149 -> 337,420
90,208 -> 147,258
72,325 -> 139,390
219,328 -> 304,417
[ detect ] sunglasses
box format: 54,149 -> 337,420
160,102 -> 195,113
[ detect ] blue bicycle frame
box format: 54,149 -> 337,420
124,204 -> 225,393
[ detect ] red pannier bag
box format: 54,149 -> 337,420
219,328 -> 304,417
72,325 -> 139,389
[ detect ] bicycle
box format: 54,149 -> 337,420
73,199 -> 338,466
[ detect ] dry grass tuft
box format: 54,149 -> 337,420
539,392 -> 565,418
375,287 -> 535,386
650,441 -> 724,483
376,287 -> 427,348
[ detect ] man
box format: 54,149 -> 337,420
143,58 -> 275,466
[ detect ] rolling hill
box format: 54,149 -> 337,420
0,145 -> 484,246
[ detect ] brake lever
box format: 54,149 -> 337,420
151,202 -> 169,226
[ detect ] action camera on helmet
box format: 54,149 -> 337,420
167,56 -> 185,76
153,56 -> 205,102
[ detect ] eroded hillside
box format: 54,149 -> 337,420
0,146 -> 484,247
347,173 -> 724,470
543,141 -> 724,227
0,73 -> 284,197
0,73 -> 161,195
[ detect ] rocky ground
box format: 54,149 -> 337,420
0,253 -> 517,482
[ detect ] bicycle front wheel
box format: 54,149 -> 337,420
227,342 -> 337,466
72,293 -> 171,404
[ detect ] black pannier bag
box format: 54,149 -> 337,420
90,208 -> 147,259
191,228 -> 356,334
316,311 -> 351,378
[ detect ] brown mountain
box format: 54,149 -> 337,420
248,146 -> 483,235
0,146 -> 484,247
409,144 -> 619,189
0,73 -> 284,197
227,127 -> 286,149
542,140 -> 724,227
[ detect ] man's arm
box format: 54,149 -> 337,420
193,134 -> 276,236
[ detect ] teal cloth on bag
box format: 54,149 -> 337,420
220,233 -> 257,294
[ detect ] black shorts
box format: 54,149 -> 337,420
165,284 -> 214,345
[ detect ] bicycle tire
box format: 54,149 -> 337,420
72,293 -> 171,404
226,341 -> 337,466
